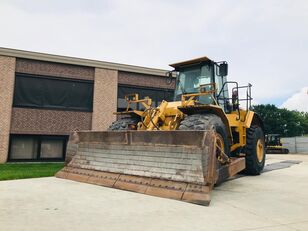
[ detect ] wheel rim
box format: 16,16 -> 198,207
216,133 -> 225,156
256,139 -> 264,162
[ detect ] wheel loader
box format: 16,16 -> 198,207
265,134 -> 289,154
56,56 -> 266,206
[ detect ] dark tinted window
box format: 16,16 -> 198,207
9,135 -> 68,161
13,74 -> 94,111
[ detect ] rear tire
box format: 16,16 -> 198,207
108,117 -> 139,131
243,125 -> 266,175
178,114 -> 229,155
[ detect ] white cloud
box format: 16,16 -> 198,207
281,87 -> 308,112
0,0 -> 308,105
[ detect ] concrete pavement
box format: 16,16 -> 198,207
0,154 -> 308,231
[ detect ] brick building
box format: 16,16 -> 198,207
0,48 -> 175,163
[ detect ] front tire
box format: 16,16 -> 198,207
244,125 -> 266,175
178,114 -> 229,156
108,117 -> 139,131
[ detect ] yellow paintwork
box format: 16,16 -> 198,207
267,145 -> 288,149
137,100 -> 184,130
256,139 -> 265,162
116,91 -> 259,152
226,110 -> 255,151
226,110 -> 255,128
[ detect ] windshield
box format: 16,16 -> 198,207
174,64 -> 213,99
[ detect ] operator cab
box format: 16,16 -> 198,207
170,56 -> 229,110
265,134 -> 282,146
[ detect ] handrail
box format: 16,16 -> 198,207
216,81 -> 253,121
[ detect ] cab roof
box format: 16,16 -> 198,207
169,56 -> 213,69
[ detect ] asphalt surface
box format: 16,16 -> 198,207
0,154 -> 308,231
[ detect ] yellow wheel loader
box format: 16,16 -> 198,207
265,134 -> 289,154
56,56 -> 266,205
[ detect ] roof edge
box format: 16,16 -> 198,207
0,47 -> 169,77
169,56 -> 212,68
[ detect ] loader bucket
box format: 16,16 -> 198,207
56,130 -> 245,206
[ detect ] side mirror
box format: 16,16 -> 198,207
219,62 -> 228,76
166,71 -> 174,85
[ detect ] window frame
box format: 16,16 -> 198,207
8,134 -> 68,162
13,73 -> 94,112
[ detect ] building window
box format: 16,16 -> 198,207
9,135 -> 68,161
40,138 -> 66,159
117,85 -> 174,111
9,136 -> 38,160
13,73 -> 94,111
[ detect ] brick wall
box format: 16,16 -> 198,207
10,59 -> 94,137
10,108 -> 92,135
92,68 -> 118,130
2,57 -> 171,162
0,56 -> 15,163
118,71 -> 175,89
16,58 -> 94,80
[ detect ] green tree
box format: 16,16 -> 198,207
252,104 -> 306,137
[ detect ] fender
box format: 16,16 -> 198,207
244,111 -> 264,130
177,105 -> 233,144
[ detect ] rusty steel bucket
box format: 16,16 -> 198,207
56,130 -> 245,205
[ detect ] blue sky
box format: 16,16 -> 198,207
0,0 -> 307,111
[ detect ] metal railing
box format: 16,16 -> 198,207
217,81 -> 253,121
